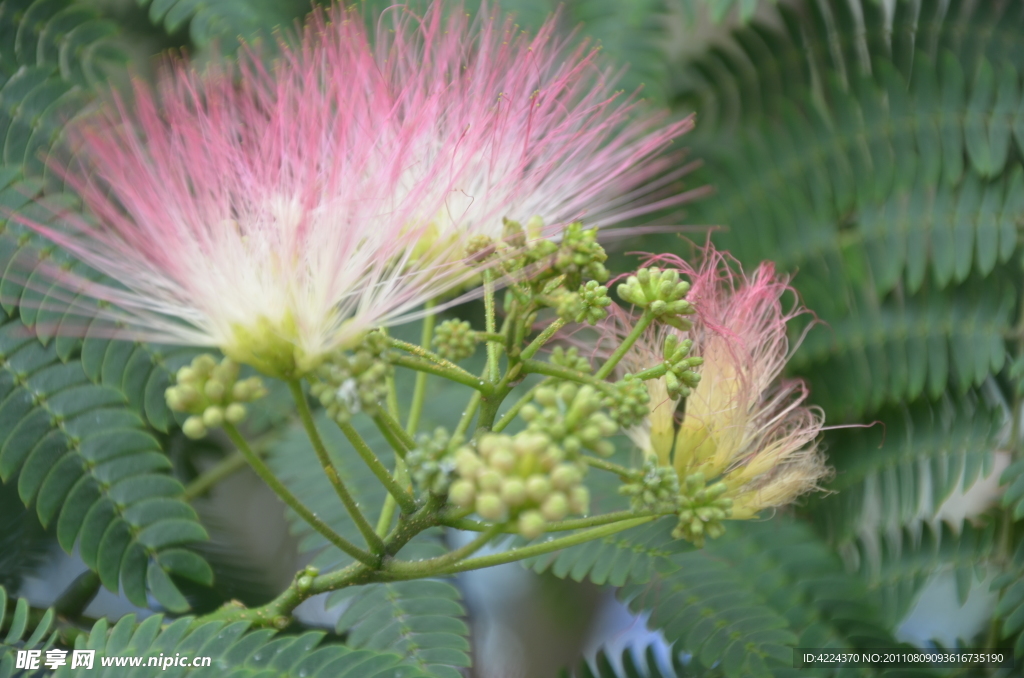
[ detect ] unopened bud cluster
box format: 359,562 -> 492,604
550,346 -> 591,373
617,267 -> 695,330
433,319 -> 478,362
672,472 -> 733,547
520,383 -> 618,457
557,280 -> 612,325
310,332 -> 390,424
661,335 -> 703,399
406,427 -> 456,495
493,220 -> 610,301
448,432 -> 589,539
620,459 -> 680,512
165,354 -> 267,439
606,375 -> 650,428
550,222 -> 610,288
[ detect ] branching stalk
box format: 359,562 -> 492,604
483,269 -> 501,383
595,309 -> 654,379
288,381 -> 385,555
223,422 -> 377,567
519,317 -> 566,362
385,517 -> 655,579
337,419 -> 417,514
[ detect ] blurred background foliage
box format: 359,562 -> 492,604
2,0 -> 1024,677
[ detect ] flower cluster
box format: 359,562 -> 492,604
520,383 -> 619,458
309,333 -> 391,424
449,432 -> 589,539
605,248 -> 828,540
433,320 -> 478,362
165,355 -> 268,438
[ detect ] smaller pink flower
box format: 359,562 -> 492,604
605,247 -> 828,517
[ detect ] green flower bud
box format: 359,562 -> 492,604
477,469 -> 503,493
204,380 -> 226,402
551,464 -> 582,490
182,416 -> 207,440
225,403 -> 247,424
192,354 -> 217,374
518,510 -> 547,540
176,366 -> 198,385
476,492 -> 505,520
490,449 -> 517,474
541,492 -> 569,521
455,448 -> 483,478
449,480 -> 476,507
202,406 -> 224,427
569,486 -> 590,515
526,475 -> 551,502
501,478 -> 527,507
550,346 -> 591,372
165,386 -> 186,412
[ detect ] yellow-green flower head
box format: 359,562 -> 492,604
605,248 -> 829,519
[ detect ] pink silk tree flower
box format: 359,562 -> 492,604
13,2 -> 693,378
607,248 -> 828,519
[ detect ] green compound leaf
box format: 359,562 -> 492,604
849,521 -> 998,630
0,475 -> 51,595
992,526 -> 1024,661
41,610 -> 431,678
621,518 -> 939,678
561,642 -> 717,678
0,310 -> 211,612
137,0 -> 313,50
673,0 -> 1022,422
328,580 -> 471,678
0,586 -> 56,678
811,391 -> 1003,543
524,517 -> 689,587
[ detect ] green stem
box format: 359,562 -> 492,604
633,363 -> 669,381
595,309 -> 654,379
492,378 -> 552,433
483,269 -> 500,383
520,318 -> 566,362
384,524 -> 504,578
53,570 -> 101,619
453,391 -> 481,441
182,450 -> 249,500
475,331 -> 505,343
391,355 -> 492,394
583,455 -> 640,479
198,561 -> 373,627
375,459 -> 408,537
372,408 -> 417,456
521,359 -> 616,395
385,517 -> 655,579
386,337 -> 476,379
441,510 -> 660,533
223,423 -> 377,567
337,419 -> 417,514
406,301 -> 437,434
288,381 -> 385,555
